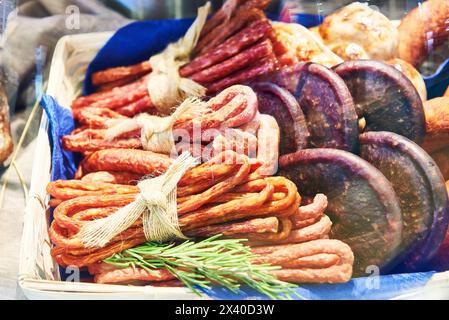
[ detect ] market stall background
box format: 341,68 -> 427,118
0,0 -> 445,300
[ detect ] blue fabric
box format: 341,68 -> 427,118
42,16 -> 449,300
41,95 -> 77,182
287,13 -> 325,28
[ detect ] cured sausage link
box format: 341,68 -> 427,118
196,0 -> 271,55
199,0 -> 240,37
74,107 -> 128,129
234,218 -> 293,242
251,239 -> 354,283
81,171 -> 143,185
179,180 -> 275,231
95,74 -> 147,93
114,95 -> 154,117
72,76 -> 149,110
178,155 -> 251,214
62,129 -> 142,153
255,114 -> 280,176
185,217 -> 280,238
86,84 -> 148,111
180,181 -> 300,231
94,267 -> 175,284
290,194 -> 329,229
47,180 -> 138,201
47,152 -> 304,267
92,60 -> 152,87
260,215 -> 332,246
80,149 -> 173,175
269,264 -> 353,284
251,239 -> 354,266
47,158 -> 245,203
198,0 -> 270,40
49,219 -> 142,250
233,177 -> 300,217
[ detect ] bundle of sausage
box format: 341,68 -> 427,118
65,85 -> 280,175
72,0 -> 278,119
87,194 -> 353,285
66,85 -> 259,149
46,150 -> 354,284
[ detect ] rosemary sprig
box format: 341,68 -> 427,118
104,235 -> 300,300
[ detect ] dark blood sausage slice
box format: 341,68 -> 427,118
258,63 -> 359,153
295,63 -> 359,153
279,148 -> 403,276
251,82 -> 309,155
333,60 -> 426,144
359,131 -> 449,271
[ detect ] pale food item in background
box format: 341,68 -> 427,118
319,2 -> 399,61
272,22 -> 343,68
308,26 -> 322,40
309,26 -> 369,60
330,42 -> 369,61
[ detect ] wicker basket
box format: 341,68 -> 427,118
18,32 -> 449,300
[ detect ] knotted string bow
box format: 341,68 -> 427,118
79,152 -> 198,248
